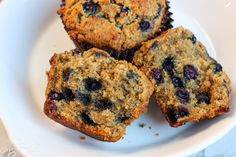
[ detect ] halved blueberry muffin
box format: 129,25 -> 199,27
58,0 -> 173,61
133,27 -> 231,127
44,48 -> 153,141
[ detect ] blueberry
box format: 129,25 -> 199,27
188,34 -> 197,44
63,68 -> 73,81
166,107 -> 189,123
80,112 -> 96,125
197,92 -> 210,104
95,51 -> 108,57
184,64 -> 197,80
126,70 -> 139,79
175,107 -> 189,119
151,68 -> 163,84
166,108 -> 177,123
120,6 -> 129,12
82,1 -> 100,16
172,76 -> 184,88
176,88 -> 190,102
47,102 -> 58,113
139,19 -> 151,32
214,62 -> 223,73
71,48 -> 80,55
150,41 -> 159,49
94,99 -> 114,110
84,77 -> 102,91
61,87 -> 75,101
76,92 -> 91,105
48,91 -> 64,101
162,56 -> 175,76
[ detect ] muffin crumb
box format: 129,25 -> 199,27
44,48 -> 153,142
139,123 -> 146,128
80,136 -> 86,140
133,26 -> 231,127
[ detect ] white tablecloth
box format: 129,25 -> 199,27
0,119 -> 235,157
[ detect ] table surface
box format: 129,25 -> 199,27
0,120 -> 235,157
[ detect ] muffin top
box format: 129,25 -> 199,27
58,0 -> 169,51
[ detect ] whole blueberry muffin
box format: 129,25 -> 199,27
44,48 -> 154,141
58,0 -> 173,61
133,27 -> 231,127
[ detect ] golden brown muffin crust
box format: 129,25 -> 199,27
58,0 -> 170,51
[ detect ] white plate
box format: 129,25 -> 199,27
0,0 -> 236,157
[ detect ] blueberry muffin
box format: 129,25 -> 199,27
58,0 -> 173,61
44,48 -> 154,141
133,27 -> 231,127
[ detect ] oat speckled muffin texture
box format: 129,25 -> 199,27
44,48 -> 154,141
133,26 -> 231,127
58,0 -> 172,53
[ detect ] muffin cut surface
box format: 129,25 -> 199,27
44,48 -> 153,141
133,27 -> 231,127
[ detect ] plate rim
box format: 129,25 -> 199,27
1,113 -> 236,157
1,0 -> 236,157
